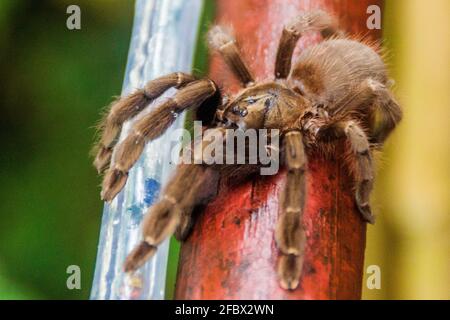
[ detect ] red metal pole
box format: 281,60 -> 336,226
175,0 -> 383,300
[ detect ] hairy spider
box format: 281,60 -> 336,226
93,10 -> 402,290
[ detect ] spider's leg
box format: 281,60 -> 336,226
318,120 -> 376,223
93,72 -> 195,173
367,80 -> 403,144
124,164 -> 218,272
275,10 -> 341,79
276,130 -> 307,290
328,79 -> 402,144
208,26 -> 254,86
344,121 -> 375,223
125,127 -> 229,271
101,79 -> 219,201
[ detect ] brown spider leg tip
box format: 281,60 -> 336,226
358,203 -> 376,224
123,241 -> 157,273
92,146 -> 113,174
277,254 -> 302,290
101,169 -> 129,201
279,276 -> 300,291
94,160 -> 109,175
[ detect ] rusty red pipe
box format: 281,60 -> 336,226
175,0 -> 383,300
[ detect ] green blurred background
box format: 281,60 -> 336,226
0,0 -> 448,299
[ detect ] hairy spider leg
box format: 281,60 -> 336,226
276,130 -> 307,290
208,25 -> 254,86
93,72 -> 196,173
101,79 -> 219,201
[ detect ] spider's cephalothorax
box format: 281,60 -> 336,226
219,82 -> 308,131
93,10 -> 402,290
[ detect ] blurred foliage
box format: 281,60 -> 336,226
0,0 -> 133,299
363,0 -> 449,300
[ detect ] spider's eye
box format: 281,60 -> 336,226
264,98 -> 272,108
231,105 -> 248,117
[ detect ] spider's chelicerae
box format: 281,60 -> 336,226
93,10 -> 402,290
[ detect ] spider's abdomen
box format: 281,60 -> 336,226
289,38 -> 388,107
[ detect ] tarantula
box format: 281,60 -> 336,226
93,10 -> 402,290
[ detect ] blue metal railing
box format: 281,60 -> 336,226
90,0 -> 203,300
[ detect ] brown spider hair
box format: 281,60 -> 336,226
93,9 -> 402,290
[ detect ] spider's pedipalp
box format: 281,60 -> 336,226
275,10 -> 340,79
141,196 -> 182,245
93,72 -> 195,173
93,91 -> 149,173
101,79 -> 218,201
276,130 -> 307,290
207,25 -> 254,86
